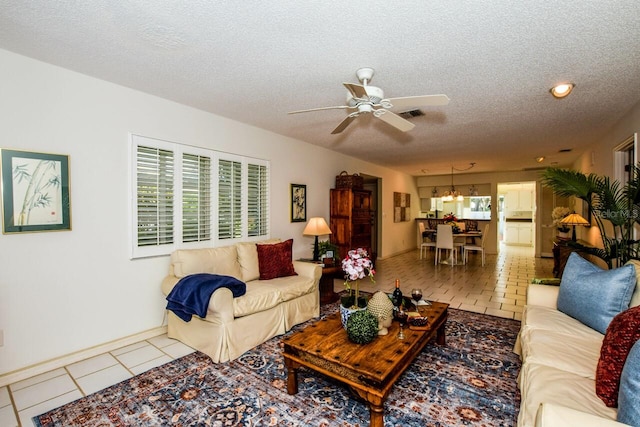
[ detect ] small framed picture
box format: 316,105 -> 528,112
1,149 -> 71,233
325,250 -> 334,259
291,183 -> 306,222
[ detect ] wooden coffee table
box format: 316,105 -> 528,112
283,301 -> 449,427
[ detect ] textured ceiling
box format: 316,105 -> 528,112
1,1 -> 640,176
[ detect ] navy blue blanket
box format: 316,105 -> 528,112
166,273 -> 246,322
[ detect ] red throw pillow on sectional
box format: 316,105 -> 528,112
256,239 -> 298,280
596,305 -> 640,407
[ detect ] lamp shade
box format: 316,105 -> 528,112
560,213 -> 589,226
560,213 -> 589,241
303,217 -> 332,236
303,217 -> 332,261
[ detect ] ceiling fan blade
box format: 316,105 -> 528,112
373,109 -> 415,132
343,83 -> 368,99
331,113 -> 359,134
288,105 -> 355,114
385,94 -> 450,110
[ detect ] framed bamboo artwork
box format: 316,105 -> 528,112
1,149 -> 71,233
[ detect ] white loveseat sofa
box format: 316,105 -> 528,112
161,239 -> 321,363
515,255 -> 640,427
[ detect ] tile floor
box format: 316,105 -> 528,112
1,244 -> 554,426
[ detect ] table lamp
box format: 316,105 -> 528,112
560,213 -> 590,241
303,217 -> 332,261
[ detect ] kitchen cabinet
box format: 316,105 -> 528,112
505,222 -> 533,245
505,190 -> 533,212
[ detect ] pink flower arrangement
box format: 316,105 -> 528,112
342,248 -> 375,308
342,248 -> 375,282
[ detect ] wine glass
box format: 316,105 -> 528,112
395,307 -> 408,340
411,288 -> 422,305
411,288 -> 430,307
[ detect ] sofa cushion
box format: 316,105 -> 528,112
596,305 -> 640,407
617,339 -> 640,425
518,362 -> 618,427
557,253 -> 636,334
236,239 -> 281,282
256,239 -> 297,280
232,282 -> 284,317
522,305 -> 604,340
232,275 -> 316,317
520,328 -> 602,379
172,246 -> 242,280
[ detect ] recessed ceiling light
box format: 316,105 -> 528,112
550,83 -> 575,99
535,156 -> 545,163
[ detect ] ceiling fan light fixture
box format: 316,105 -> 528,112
550,83 -> 575,99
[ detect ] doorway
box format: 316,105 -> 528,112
361,174 -> 381,261
497,182 -> 536,253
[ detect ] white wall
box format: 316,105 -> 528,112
0,49 -> 418,375
572,99 -> 640,248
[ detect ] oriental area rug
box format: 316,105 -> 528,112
34,306 -> 522,426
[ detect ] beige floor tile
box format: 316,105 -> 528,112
162,341 -> 196,359
501,303 -> 524,313
458,304 -> 487,314
113,344 -> 165,369
0,387 -> 10,407
0,404 -> 17,427
473,300 -> 502,310
10,372 -> 77,411
148,334 -> 180,348
67,353 -> 119,379
75,364 -> 132,395
485,308 -> 516,319
130,355 -> 174,376
18,389 -> 83,427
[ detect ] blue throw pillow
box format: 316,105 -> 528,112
557,253 -> 636,334
618,339 -> 640,425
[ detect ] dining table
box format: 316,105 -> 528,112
423,229 -> 483,265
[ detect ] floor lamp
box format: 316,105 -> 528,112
560,213 -> 590,242
303,217 -> 332,261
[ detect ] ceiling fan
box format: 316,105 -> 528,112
288,67 -> 450,134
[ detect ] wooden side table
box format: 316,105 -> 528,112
319,265 -> 341,304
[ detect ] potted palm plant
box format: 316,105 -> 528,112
541,167 -> 640,268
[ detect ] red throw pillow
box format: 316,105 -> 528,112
596,305 -> 640,407
256,239 -> 297,280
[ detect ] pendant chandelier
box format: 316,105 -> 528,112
442,163 -> 476,201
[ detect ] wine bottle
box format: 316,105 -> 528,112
392,279 -> 403,308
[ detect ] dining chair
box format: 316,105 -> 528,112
435,224 -> 461,265
419,222 -> 436,259
464,223 -> 490,266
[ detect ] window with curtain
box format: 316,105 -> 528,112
131,134 -> 269,258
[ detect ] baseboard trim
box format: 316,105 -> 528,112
0,326 -> 167,388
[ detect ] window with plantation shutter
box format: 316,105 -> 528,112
247,162 -> 268,237
182,153 -> 211,243
218,158 -> 243,240
135,144 -> 175,250
130,134 -> 269,258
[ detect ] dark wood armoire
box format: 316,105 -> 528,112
330,188 -> 372,261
